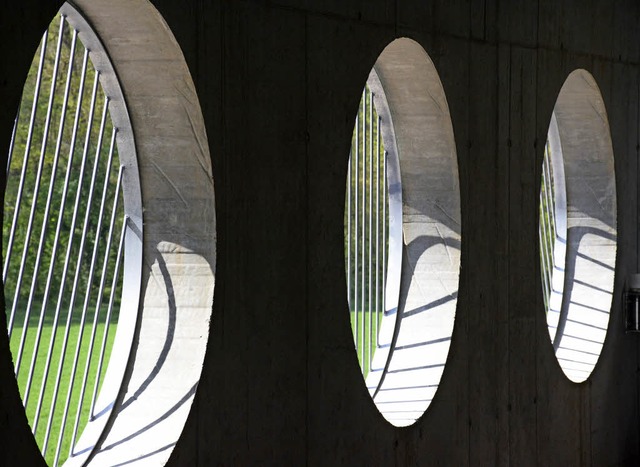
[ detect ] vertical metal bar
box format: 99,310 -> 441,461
44,71 -> 104,457
540,234 -> 550,308
545,143 -> 557,226
353,109 -> 359,349
90,216 -> 127,416
32,62 -> 99,442
6,104 -> 20,173
53,98 -> 111,466
542,181 -> 553,271
546,151 -> 556,234
375,114 -> 380,349
3,29 -> 48,282
539,213 -> 550,299
71,158 -> 122,451
540,143 -> 556,309
542,154 -> 554,241
13,23 -> 76,373
346,155 -> 351,306
382,150 -> 387,316
543,214 -> 552,300
547,162 -> 557,267
542,153 -> 555,289
360,89 -> 366,367
539,182 -> 548,298
23,44 -> 89,411
368,91 -> 373,373
545,210 -> 554,286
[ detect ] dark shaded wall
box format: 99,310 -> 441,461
1,0 -> 640,465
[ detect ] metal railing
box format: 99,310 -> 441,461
3,8 -> 129,466
345,72 -> 402,380
539,113 -> 567,345
539,140 -> 557,311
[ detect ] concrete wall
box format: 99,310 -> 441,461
1,0 -> 640,465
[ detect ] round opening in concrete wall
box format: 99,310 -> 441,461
344,38 -> 461,427
539,69 -> 616,383
2,1 -> 215,465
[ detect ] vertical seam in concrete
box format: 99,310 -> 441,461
195,0 -> 201,90
466,17 -> 472,466
483,0 -> 487,41
633,8 -> 640,461
506,41 -> 512,465
636,35 -> 640,464
220,0 -> 226,359
534,0 -> 540,462
468,0 -> 472,41
394,0 -> 398,38
219,0 -> 241,457
593,376 -> 596,465
194,0 -> 200,462
195,2 -> 204,463
304,11 -> 309,467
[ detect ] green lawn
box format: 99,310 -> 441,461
350,309 -> 383,378
4,9 -> 123,466
9,309 -> 116,466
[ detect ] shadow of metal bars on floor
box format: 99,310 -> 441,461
3,10 -> 126,467
539,114 -> 568,347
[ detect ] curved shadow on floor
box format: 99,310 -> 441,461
79,247 -> 179,460
553,225 -> 616,357
118,251 -> 176,413
372,234 -> 460,401
100,383 -> 197,453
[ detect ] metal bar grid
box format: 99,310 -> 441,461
540,140 -> 558,313
12,15 -> 68,372
3,28 -> 49,287
345,84 -> 389,378
360,88 -> 365,369
3,12 -> 126,467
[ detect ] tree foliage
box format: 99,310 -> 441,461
4,14 -> 124,324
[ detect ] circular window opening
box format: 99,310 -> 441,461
3,5 -> 141,465
540,69 -> 616,383
345,38 -> 461,427
3,1 -> 216,465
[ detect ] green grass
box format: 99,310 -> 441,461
9,308 -> 116,466
345,85 -> 389,381
4,9 -> 124,466
350,309 -> 383,378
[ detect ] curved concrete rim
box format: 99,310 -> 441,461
59,0 -> 216,465
362,37 -> 461,427
43,4 -> 145,464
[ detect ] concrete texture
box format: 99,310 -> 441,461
0,0 -> 639,465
